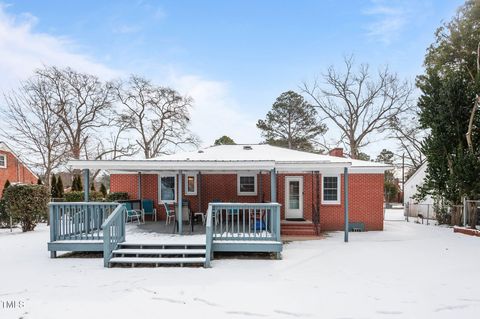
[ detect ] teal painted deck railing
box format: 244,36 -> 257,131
205,202 -> 282,266
210,203 -> 281,241
102,204 -> 127,267
49,202 -> 119,243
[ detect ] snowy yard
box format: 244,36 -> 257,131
1,212 -> 480,318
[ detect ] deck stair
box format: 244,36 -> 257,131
108,242 -> 207,267
281,220 -> 318,236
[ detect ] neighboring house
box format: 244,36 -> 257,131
0,141 -> 38,196
403,162 -> 435,218
70,144 -> 391,235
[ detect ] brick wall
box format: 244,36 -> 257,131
0,150 -> 38,196
110,171 -> 384,231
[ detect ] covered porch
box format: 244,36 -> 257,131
47,146 -> 353,268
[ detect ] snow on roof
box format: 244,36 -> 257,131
68,144 -> 391,172
151,144 -> 387,168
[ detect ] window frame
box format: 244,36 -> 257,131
321,174 -> 341,205
0,154 -> 6,168
158,174 -> 177,204
237,173 -> 257,196
184,173 -> 197,196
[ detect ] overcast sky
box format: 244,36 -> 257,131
0,0 -> 464,158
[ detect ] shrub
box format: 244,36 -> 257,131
64,191 -> 103,202
56,176 -> 64,198
50,174 -> 58,198
3,184 -> 49,232
100,183 -> 107,198
106,192 -> 129,201
0,198 -> 8,227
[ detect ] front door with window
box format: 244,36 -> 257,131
285,176 -> 303,219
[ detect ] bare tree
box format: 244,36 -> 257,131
37,66 -> 115,160
302,56 -> 413,159
84,117 -> 138,181
1,76 -> 67,188
115,75 -> 198,159
389,113 -> 425,170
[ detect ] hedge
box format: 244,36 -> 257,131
64,191 -> 104,202
106,192 -> 129,201
3,184 -> 49,232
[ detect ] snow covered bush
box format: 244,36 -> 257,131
3,184 -> 49,232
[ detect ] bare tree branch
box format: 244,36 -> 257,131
302,56 -> 414,158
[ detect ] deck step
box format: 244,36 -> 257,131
118,242 -> 206,249
109,257 -> 206,265
112,248 -> 206,255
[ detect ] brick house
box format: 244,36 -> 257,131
69,144 -> 390,236
0,141 -> 38,196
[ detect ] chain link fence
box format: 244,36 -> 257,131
404,203 -> 436,224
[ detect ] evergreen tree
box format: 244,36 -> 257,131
50,174 -> 58,198
257,91 -> 326,151
416,1 -> 480,226
100,183 -> 107,198
90,182 -> 95,191
3,180 -> 11,196
56,176 -> 64,198
214,135 -> 236,145
37,178 -> 42,185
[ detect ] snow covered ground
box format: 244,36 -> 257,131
1,211 -> 480,319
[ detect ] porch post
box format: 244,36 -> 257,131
177,171 -> 183,234
270,168 -> 277,203
138,172 -> 142,209
344,167 -> 349,243
83,169 -> 89,202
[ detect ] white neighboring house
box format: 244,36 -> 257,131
404,162 -> 435,218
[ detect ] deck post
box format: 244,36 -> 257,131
83,169 -> 90,202
178,171 -> 183,234
344,167 -> 349,243
270,168 -> 277,203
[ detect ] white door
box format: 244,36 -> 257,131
285,176 -> 303,219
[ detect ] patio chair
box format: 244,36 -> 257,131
141,199 -> 157,222
124,202 -> 142,224
163,202 -> 176,225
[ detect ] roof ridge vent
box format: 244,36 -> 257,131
243,145 -> 252,150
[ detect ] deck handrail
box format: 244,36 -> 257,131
102,204 -> 126,267
205,202 -> 282,264
49,202 -> 119,243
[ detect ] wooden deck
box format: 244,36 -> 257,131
48,202 -> 283,267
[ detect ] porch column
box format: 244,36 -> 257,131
270,168 -> 277,203
138,172 -> 142,209
83,169 -> 90,202
344,167 -> 349,243
177,171 -> 183,234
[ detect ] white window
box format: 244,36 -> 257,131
159,174 -> 176,203
0,154 -> 6,168
237,173 -> 257,196
185,173 -> 197,195
322,175 -> 340,204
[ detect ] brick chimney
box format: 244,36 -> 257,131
328,148 -> 344,157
